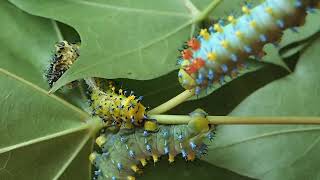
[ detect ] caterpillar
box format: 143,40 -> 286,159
88,82 -> 155,131
89,109 -> 215,180
178,0 -> 320,95
45,40 -> 80,87
44,41 -> 155,131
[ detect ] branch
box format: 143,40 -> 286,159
148,89 -> 195,115
149,114 -> 320,124
193,0 -> 223,23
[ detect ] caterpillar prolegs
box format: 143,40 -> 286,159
178,0 -> 320,95
89,109 -> 215,180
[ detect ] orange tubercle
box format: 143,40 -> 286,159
193,58 -> 205,69
181,49 -> 193,60
187,38 -> 201,50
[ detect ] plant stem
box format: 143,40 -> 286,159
149,114 -> 320,124
148,89 -> 195,115
193,0 -> 223,23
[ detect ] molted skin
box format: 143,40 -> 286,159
45,41 -> 79,87
178,0 -> 319,94
89,109 -> 215,180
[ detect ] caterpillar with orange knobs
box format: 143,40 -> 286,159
178,0 -> 320,95
89,109 -> 215,180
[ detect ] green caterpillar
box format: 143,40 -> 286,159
89,109 -> 215,180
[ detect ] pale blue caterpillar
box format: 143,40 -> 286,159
178,0 -> 320,95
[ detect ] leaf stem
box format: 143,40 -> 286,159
149,114 -> 320,124
148,89 -> 195,115
193,0 -> 223,23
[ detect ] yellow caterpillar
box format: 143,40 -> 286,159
89,82 -> 156,131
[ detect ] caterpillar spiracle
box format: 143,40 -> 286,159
45,40 -> 80,88
89,109 -> 215,180
178,0 -> 320,95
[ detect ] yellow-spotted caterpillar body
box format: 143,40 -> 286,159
89,109 -> 215,180
88,83 -> 154,131
178,0 -> 320,95
45,41 -> 80,87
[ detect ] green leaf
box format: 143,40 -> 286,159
205,38 -> 320,179
141,158 -> 255,180
9,0 -> 214,92
0,2 -> 96,179
10,1 -> 319,94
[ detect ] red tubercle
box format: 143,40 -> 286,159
185,58 -> 206,74
181,49 -> 193,60
185,65 -> 198,74
193,58 -> 205,69
187,38 -> 201,50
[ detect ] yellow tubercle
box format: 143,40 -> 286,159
95,135 -> 107,147
127,176 -> 135,180
242,6 -> 250,14
207,52 -> 217,61
213,23 -> 223,33
140,159 -> 147,167
131,165 -> 139,172
89,152 -> 97,163
235,31 -> 244,39
265,7 -> 273,16
127,95 -> 135,101
168,154 -> 175,163
152,154 -> 159,163
199,29 -> 210,40
220,40 -> 229,49
249,20 -> 257,29
227,15 -> 236,24
144,121 -> 158,132
118,89 -> 123,95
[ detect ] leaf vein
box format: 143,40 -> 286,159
67,0 -> 191,17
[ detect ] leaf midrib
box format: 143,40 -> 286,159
0,68 -> 88,119
67,0 -> 192,17
211,127 -> 320,150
